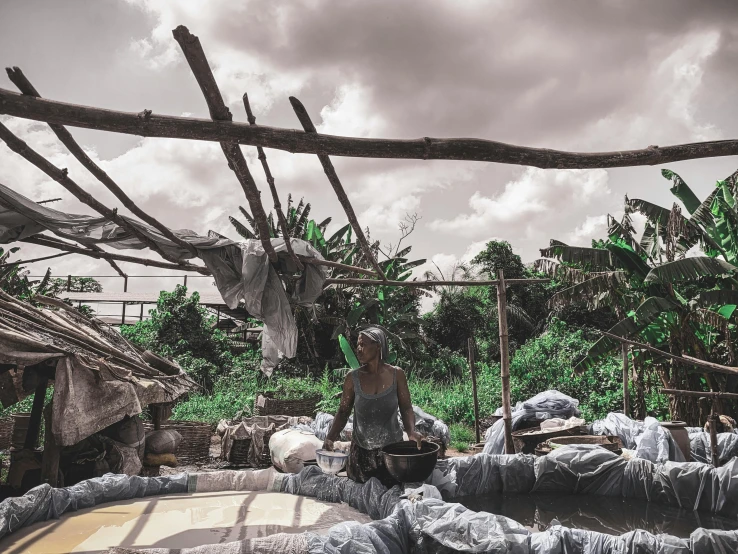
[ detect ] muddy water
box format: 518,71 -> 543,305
0,491 -> 372,554
456,493 -> 738,537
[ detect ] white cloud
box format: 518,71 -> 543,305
567,214 -> 608,245
430,168 -> 610,239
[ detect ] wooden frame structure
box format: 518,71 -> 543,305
3,25 -> 738,454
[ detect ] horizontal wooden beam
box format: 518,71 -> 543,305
21,235 -> 211,274
600,330 -> 738,376
2,87 -> 737,168
324,277 -> 549,287
299,256 -> 377,277
661,388 -> 738,400
4,251 -> 71,266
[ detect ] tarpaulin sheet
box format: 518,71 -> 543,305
484,390 -> 581,455
689,431 -> 738,465
589,413 -> 686,463
0,183 -> 328,374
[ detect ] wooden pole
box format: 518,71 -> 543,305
601,331 -> 738,376
496,269 -> 514,454
121,275 -> 128,325
24,376 -> 48,450
709,399 -> 720,468
622,343 -> 630,417
289,97 -> 388,282
0,122 -> 190,267
6,67 -> 199,258
661,388 -> 738,400
243,93 -> 303,271
468,337 -> 481,444
3,86 -> 738,169
21,235 -> 210,274
171,26 -> 277,263
324,277 -> 549,287
41,401 -> 60,486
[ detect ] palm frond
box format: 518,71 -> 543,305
644,257 -> 738,284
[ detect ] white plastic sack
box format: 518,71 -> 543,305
270,429 -> 323,474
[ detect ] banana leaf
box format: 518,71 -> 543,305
338,334 -> 360,369
644,257 -> 738,284
539,240 -> 615,270
229,216 -> 255,239
663,169 -> 701,214
574,296 -> 680,372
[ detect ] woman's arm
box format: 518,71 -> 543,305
323,372 -> 354,450
397,368 -> 423,448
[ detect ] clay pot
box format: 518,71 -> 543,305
660,421 -> 691,461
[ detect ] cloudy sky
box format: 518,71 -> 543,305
1,0 -> 737,310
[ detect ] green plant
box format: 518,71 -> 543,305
449,423 -> 475,452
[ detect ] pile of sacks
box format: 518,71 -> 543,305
142,428 -> 182,470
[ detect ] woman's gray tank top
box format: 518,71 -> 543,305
351,367 -> 403,450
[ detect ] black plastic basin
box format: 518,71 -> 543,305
382,440 -> 439,483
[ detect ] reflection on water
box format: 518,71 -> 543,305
455,493 -> 738,538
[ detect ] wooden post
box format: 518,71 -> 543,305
66,274 -> 71,292
622,344 -> 630,417
140,303 -> 145,322
183,275 -> 188,287
41,402 -> 60,486
496,269 -> 514,454
710,399 -> 720,467
468,337 -> 481,444
121,275 -> 128,325
24,377 -> 48,450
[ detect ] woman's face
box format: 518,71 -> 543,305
357,334 -> 380,364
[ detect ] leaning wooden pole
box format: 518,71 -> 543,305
172,26 -> 277,263
709,399 -> 720,468
0,125 -> 189,267
289,97 -> 388,282
2,87 -> 738,168
243,93 -> 303,270
468,337 -> 481,444
22,235 -> 210,274
496,269 -> 514,454
622,343 -> 631,417
6,67 -> 199,258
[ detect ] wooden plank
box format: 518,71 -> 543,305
496,269 -> 514,454
324,277 -> 549,287
24,376 -> 48,450
2,87 -> 738,168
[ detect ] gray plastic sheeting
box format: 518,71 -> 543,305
589,413 -> 686,463
2,454 -> 738,553
0,472 -> 187,540
431,446 -> 738,517
689,431 -> 738,465
483,391 -> 581,455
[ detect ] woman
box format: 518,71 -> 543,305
322,326 -> 423,486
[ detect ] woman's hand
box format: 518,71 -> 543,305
323,439 -> 335,452
407,431 -> 423,450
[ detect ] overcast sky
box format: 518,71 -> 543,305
1,0 -> 737,309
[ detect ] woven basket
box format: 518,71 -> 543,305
228,428 -> 277,468
0,417 -> 13,450
144,421 -> 211,465
253,392 -> 320,417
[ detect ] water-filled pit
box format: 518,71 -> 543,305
0,490 -> 371,554
456,492 -> 738,538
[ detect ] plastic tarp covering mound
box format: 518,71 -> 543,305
689,431 -> 738,464
589,413 -> 686,463
484,390 -> 581,455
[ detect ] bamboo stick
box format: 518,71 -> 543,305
289,97 -> 387,281
4,251 -> 71,266
496,269 -> 514,454
171,26 -> 277,263
243,92 -> 303,270
600,331 -> 738,376
622,343 -> 630,417
6,67 -> 199,258
21,235 -> 210,274
0,123 -> 194,269
300,256 -> 376,277
324,277 -> 549,287
468,337 -> 481,444
2,87 -> 738,168
660,388 -> 738,400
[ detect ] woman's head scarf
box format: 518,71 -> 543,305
359,326 -> 389,361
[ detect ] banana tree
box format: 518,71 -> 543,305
535,173 -> 738,422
